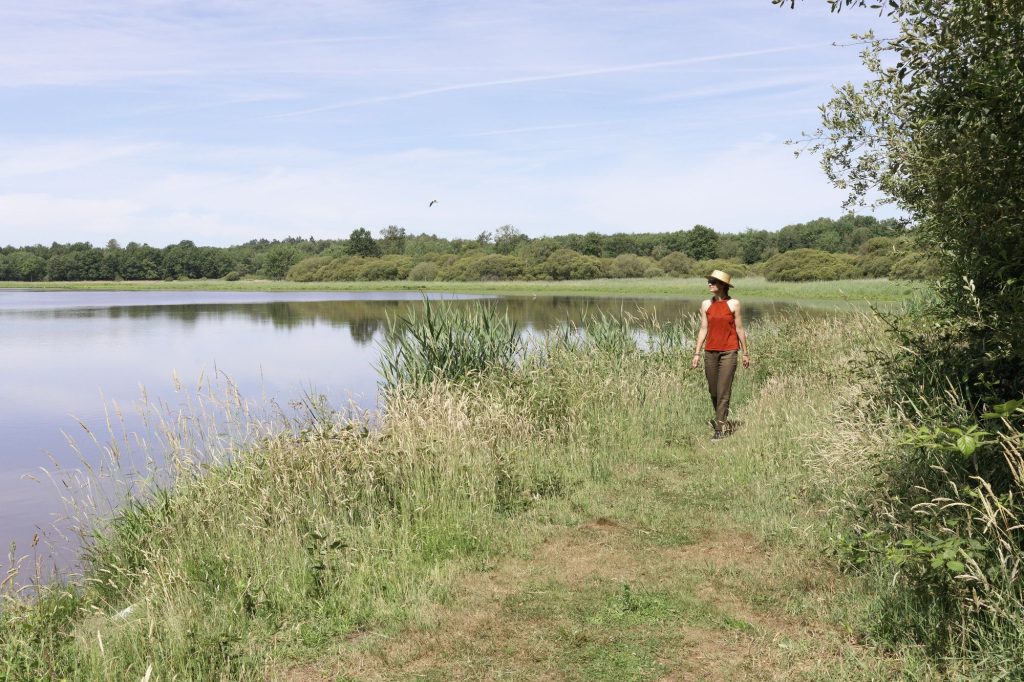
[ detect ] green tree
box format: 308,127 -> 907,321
260,244 -> 301,279
683,225 -> 719,260
345,228 -> 381,257
601,233 -> 640,258
378,225 -> 407,255
796,0 -> 1024,400
493,224 -> 528,255
738,229 -> 776,264
3,252 -> 45,281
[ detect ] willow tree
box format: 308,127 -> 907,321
783,0 -> 1024,404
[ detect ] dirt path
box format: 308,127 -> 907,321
284,437 -> 886,681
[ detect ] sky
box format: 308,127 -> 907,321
0,0 -> 898,248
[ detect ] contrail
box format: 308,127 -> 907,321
270,43 -> 825,119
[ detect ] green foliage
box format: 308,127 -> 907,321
607,254 -> 661,279
776,215 -> 902,254
407,261 -> 438,281
887,250 -> 940,281
345,228 -> 380,258
760,249 -> 859,282
358,255 -> 414,281
377,225 -> 407,256
538,249 -> 605,281
378,299 -> 523,391
259,244 -> 302,279
286,256 -> 332,282
493,225 -> 527,255
0,214 -> 922,284
693,259 -> 750,279
438,254 -> 527,281
683,224 -> 718,260
517,236 -> 563,265
803,0 -> 1024,401
856,236 -> 900,278
734,229 -> 774,264
0,251 -> 46,280
657,251 -> 696,277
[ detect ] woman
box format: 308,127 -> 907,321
690,269 -> 750,440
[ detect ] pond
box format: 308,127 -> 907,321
0,289 -> 817,580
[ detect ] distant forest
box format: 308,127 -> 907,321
0,215 -> 937,282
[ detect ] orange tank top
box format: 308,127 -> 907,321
705,299 -> 739,351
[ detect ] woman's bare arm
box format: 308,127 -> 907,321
732,299 -> 751,368
691,300 -> 710,369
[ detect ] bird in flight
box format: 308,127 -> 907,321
428,199 -> 438,207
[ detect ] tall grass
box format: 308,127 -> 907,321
0,301 -> 713,680
0,302 -> 930,680
804,319 -> 1024,678
377,299 -> 522,392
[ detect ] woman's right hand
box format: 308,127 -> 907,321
691,354 -> 700,369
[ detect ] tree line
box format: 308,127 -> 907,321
0,214 -> 922,282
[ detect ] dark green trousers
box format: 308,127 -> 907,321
703,350 -> 738,429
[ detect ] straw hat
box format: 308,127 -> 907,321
707,269 -> 733,288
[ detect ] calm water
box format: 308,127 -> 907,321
0,289 -> 812,579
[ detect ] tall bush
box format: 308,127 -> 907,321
538,249 -> 604,281
658,251 -> 696,277
760,249 -> 859,282
802,0 -> 1024,402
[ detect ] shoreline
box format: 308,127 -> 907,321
0,276 -> 922,302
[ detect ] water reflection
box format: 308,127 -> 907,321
5,294 -> 809,346
0,289 -> 837,581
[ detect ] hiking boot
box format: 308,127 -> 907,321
710,430 -> 724,441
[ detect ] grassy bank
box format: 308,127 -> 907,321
0,305 -> 938,679
0,276 -> 922,302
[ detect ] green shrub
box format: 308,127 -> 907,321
517,237 -> 563,265
407,262 -> 439,281
760,249 -> 860,282
692,259 -> 750,279
439,254 -> 527,281
856,237 -> 901,278
223,270 -> 241,282
538,249 -> 604,281
658,252 -> 696,277
888,251 -> 941,281
320,256 -> 368,281
357,256 -> 414,281
287,256 -> 332,281
608,254 -> 659,279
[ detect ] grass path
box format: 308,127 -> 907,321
2,311 -> 930,679
283,356 -> 907,680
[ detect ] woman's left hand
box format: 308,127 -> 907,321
742,354 -> 751,369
